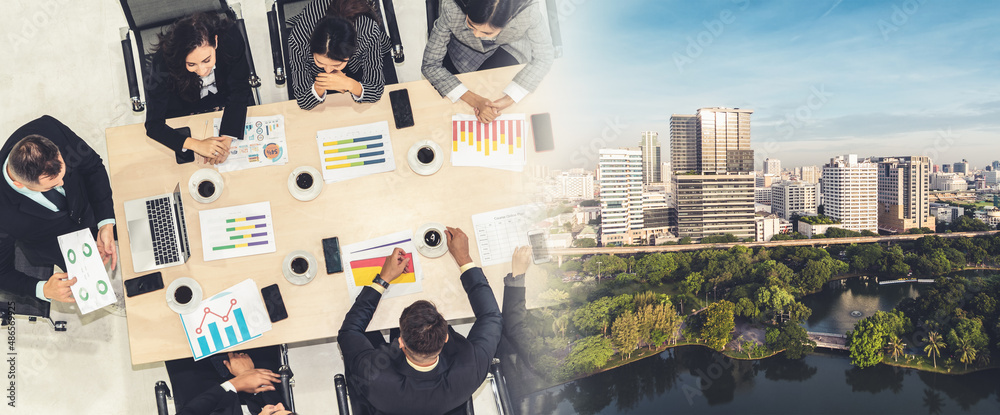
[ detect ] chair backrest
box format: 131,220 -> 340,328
120,0 -> 228,31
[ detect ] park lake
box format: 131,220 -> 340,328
522,273 -> 1000,414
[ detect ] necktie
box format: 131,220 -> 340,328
42,188 -> 68,211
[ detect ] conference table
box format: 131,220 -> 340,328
106,65 -> 555,365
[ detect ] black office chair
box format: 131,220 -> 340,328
118,0 -> 263,113
0,245 -> 67,332
266,0 -> 404,99
155,344 -> 296,415
425,0 -> 563,58
333,358 -> 514,415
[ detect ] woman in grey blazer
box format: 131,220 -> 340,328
422,0 -> 554,124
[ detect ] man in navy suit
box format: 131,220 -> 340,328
0,115 -> 117,304
338,227 -> 503,415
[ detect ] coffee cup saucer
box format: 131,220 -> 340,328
415,223 -> 449,258
189,169 -> 224,204
407,140 -> 443,176
288,166 -> 323,202
166,277 -> 203,315
283,250 -> 318,285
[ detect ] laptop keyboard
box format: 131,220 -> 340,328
146,197 -> 179,265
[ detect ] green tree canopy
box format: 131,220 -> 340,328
563,336 -> 614,375
635,253 -> 678,284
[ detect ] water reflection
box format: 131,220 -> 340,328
525,346 -> 1000,415
802,277 -> 925,334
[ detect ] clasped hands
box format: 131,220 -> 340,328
462,91 -> 514,124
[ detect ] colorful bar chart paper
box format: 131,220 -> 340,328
451,114 -> 527,171
199,202 -> 277,261
342,231 -> 424,301
316,121 -> 396,183
179,279 -> 272,360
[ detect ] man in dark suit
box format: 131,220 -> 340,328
338,226 -> 503,415
169,350 -> 290,415
0,115 -> 117,304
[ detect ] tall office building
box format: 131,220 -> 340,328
670,115 -> 699,173
993,160 -> 1000,171
933,164 -> 940,173
670,107 -> 754,174
640,131 -> 661,185
941,164 -> 952,173
874,156 -> 933,233
756,174 -> 778,188
821,154 -> 878,233
671,174 -> 756,240
642,189 -> 672,229
954,159 -> 969,174
764,158 -> 781,176
598,149 -> 643,245
771,181 -> 819,219
800,166 -> 821,183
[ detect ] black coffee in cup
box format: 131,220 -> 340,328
198,181 -> 216,198
424,230 -> 441,247
291,257 -> 309,275
296,172 -> 313,190
417,147 -> 435,164
175,285 -> 193,304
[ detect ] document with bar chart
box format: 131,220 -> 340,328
199,202 -> 277,261
342,230 -> 423,301
179,279 -> 272,360
451,114 -> 527,172
212,115 -> 289,173
315,121 -> 396,183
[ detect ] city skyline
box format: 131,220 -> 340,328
541,0 -> 1000,170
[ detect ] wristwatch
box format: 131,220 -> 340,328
372,274 -> 390,289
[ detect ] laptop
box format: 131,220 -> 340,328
124,184 -> 192,273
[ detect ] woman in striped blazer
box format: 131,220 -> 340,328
422,0 -> 554,124
288,0 -> 391,110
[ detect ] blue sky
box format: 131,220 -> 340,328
540,0 -> 1000,171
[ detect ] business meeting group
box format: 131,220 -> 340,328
0,0 -> 557,414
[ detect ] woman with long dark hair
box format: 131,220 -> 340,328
288,0 -> 391,110
144,12 -> 251,164
422,0 -> 554,124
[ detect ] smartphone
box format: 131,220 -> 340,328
261,284 -> 288,323
322,236 -> 343,274
174,127 -> 195,164
527,230 -> 551,264
530,113 -> 554,152
389,89 -> 415,129
125,272 -> 164,297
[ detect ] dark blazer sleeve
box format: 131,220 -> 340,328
50,116 -> 114,224
143,53 -> 190,154
338,285 -> 383,375
0,231 -> 41,298
217,27 -> 250,140
176,384 -> 241,415
460,267 -> 503,373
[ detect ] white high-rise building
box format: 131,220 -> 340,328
552,171 -> 595,200
598,149 -> 643,245
821,154 -> 878,232
800,166 -> 821,183
874,156 -> 933,233
764,158 -> 781,176
771,181 -> 820,219
640,131 -> 661,185
660,162 -> 672,187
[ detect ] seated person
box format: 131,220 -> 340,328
422,0 -> 554,124
495,246 -> 544,413
337,227 -> 502,415
168,349 -> 291,415
0,116 -> 116,303
288,0 -> 392,110
144,12 -> 251,164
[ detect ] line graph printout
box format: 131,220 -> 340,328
179,279 -> 272,360
199,202 -> 277,261
212,115 -> 289,173
451,114 -> 527,172
315,121 -> 396,183
471,205 -> 534,267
